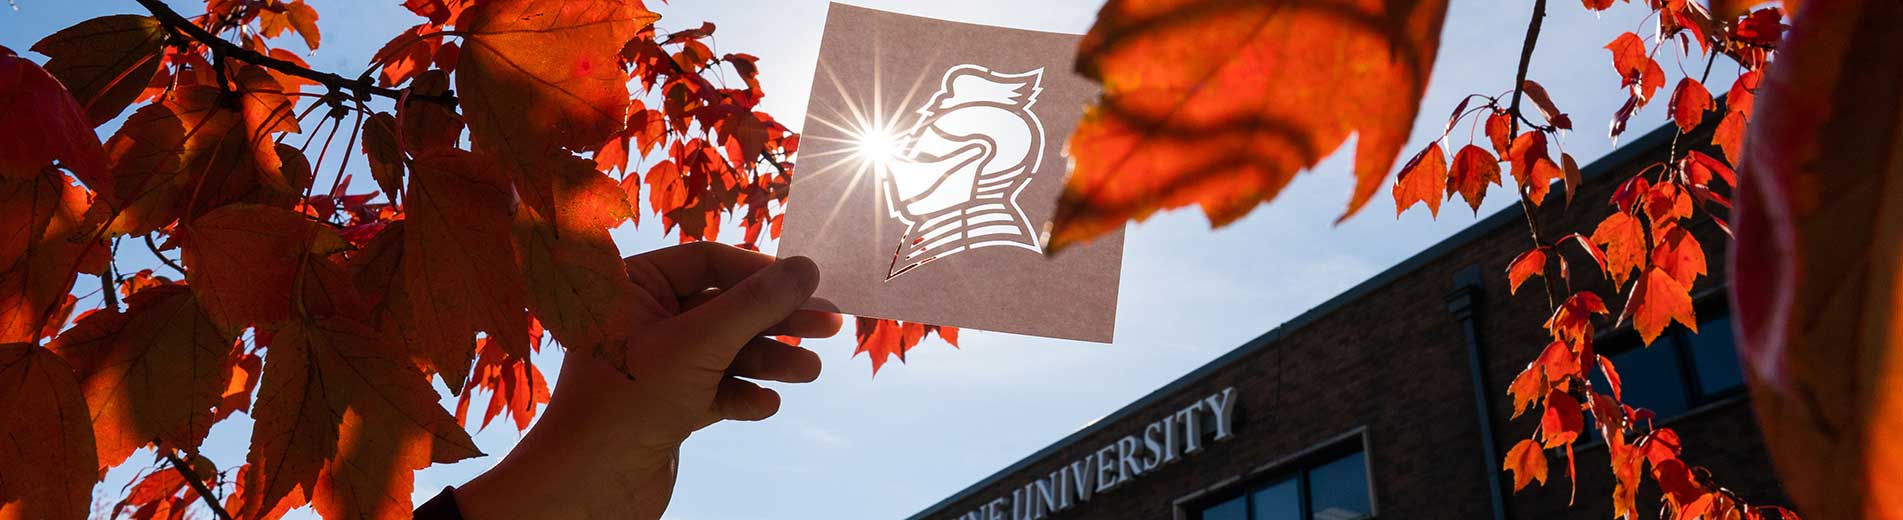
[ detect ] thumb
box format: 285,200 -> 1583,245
670,256 -> 821,369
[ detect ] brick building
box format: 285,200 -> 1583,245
906,122 -> 1793,520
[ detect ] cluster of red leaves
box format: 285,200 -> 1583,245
1047,0 -> 1799,518
852,317 -> 959,375
1405,1 -> 1790,518
0,0 -> 963,518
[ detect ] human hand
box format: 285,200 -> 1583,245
453,242 -> 841,519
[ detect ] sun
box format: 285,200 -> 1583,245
848,121 -> 909,170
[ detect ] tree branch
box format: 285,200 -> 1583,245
1503,0 -> 1563,310
145,233 -> 188,277
161,448 -> 234,520
133,0 -> 455,107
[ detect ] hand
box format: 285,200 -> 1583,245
453,242 -> 840,519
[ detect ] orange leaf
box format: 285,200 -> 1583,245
1048,0 -> 1451,250
1545,291 -> 1609,347
1559,153 -> 1581,207
46,285 -> 239,470
1610,440 -> 1643,518
1651,224 -> 1708,286
29,15 -> 168,126
1669,77 -> 1714,133
0,343 -> 97,520
1712,71 -> 1760,161
398,71 -> 462,153
0,170 -> 101,344
514,155 -> 638,366
1644,180 -> 1694,228
1484,111 -> 1511,156
404,150 -> 529,386
1597,354 -> 1625,402
1504,439 -> 1548,491
240,316 -> 481,520
179,203 -> 347,330
1605,32 -> 1649,88
0,46 -> 107,186
1732,5 -> 1903,515
1507,363 -> 1545,419
1625,268 -> 1697,345
259,0 -> 321,50
456,0 -> 657,220
1507,247 -> 1547,295
1447,144 -> 1502,213
1540,389 -> 1583,448
371,25 -> 437,87
1391,143 -> 1447,217
97,67 -> 299,235
1591,212 -> 1646,287
1536,339 -> 1581,381
360,112 -> 405,200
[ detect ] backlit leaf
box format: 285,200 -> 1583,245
1049,0 -> 1451,250
1626,268 -> 1696,344
456,0 -> 657,219
240,316 -> 481,520
0,343 -> 96,520
1507,247 -> 1547,295
1447,144 -> 1501,213
1540,389 -> 1583,448
1591,212 -> 1646,288
1505,439 -> 1548,491
1391,143 -> 1447,217
514,154 -> 638,363
46,285 -> 239,470
180,203 -> 347,330
29,15 -> 167,126
404,150 -> 528,386
0,46 -> 106,184
1669,77 -> 1714,133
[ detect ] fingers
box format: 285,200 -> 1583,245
681,289 -> 841,339
626,241 -> 778,300
729,337 -> 821,383
671,256 -> 820,369
712,377 -> 781,422
764,310 -> 844,338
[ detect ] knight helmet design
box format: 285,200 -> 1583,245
880,64 -> 1046,279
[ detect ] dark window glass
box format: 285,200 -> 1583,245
1608,342 -> 1689,418
1202,495 -> 1248,520
1307,452 -> 1372,520
1250,478 -> 1300,520
1686,316 -> 1745,396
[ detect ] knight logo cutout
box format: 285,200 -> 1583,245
780,3 -> 1124,342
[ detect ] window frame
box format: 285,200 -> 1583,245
1174,429 -> 1377,520
1590,290 -> 1745,419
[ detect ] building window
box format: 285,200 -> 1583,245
1194,450 -> 1372,520
1587,301 -> 1745,424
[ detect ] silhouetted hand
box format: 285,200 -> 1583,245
454,242 -> 840,519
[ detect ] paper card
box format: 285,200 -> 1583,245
779,3 -> 1124,342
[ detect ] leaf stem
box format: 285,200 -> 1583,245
133,0 -> 455,107
161,448 -> 234,520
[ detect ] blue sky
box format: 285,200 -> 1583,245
0,1 -> 1732,518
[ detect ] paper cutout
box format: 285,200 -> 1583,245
779,3 -> 1124,342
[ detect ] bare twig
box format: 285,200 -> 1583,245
144,233 -> 187,277
160,448 -> 233,520
1503,0 -> 1563,310
132,0 -> 455,107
